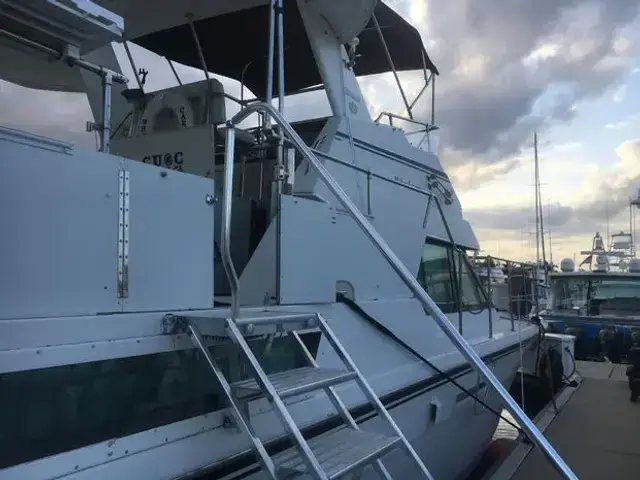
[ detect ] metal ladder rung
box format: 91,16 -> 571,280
231,366 -> 357,400
274,427 -> 401,479
175,311 -> 433,479
234,312 -> 317,327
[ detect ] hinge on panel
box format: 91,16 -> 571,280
117,169 -> 130,298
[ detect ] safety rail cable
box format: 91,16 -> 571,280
220,102 -> 577,480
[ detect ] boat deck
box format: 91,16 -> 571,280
490,361 -> 640,480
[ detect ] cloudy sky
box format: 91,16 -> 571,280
2,0 -> 640,263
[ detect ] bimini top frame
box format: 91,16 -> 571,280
132,1 -> 438,98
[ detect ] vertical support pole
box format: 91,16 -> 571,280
516,266 -> 523,321
487,256 -> 493,338
532,264 -> 539,317
101,72 -> 113,152
265,0 -> 277,126
276,0 -> 285,115
366,170 -> 372,215
274,0 -> 286,196
123,41 -> 144,92
457,250 -> 463,335
240,61 -> 253,108
286,148 -> 295,193
167,58 -> 183,85
507,262 -> 515,332
431,75 -> 436,126
275,0 -> 286,303
186,14 -> 213,123
222,125 -> 240,318
371,14 -> 412,119
632,199 -> 634,262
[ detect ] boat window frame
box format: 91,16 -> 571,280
418,238 -> 490,315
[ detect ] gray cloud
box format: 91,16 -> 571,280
464,139 -> 640,238
1,1 -> 639,179
387,0 -> 640,170
447,156 -> 524,191
0,80 -> 95,148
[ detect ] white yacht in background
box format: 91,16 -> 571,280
544,231 -> 640,362
0,1 -> 561,479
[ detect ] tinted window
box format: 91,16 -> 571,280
417,241 -> 487,314
0,333 -> 319,468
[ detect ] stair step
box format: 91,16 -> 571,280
274,427 -> 401,479
231,366 -> 357,400
184,311 -> 318,337
233,312 -> 318,327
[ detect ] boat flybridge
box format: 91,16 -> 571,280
0,1 -> 575,479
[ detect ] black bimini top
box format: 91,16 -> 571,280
133,2 -> 438,97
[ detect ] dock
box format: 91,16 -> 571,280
490,361 -> 640,480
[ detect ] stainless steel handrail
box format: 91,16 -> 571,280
222,127 -> 240,318
222,102 -> 577,480
374,111 -> 437,130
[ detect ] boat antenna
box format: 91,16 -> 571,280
606,197 -> 610,243
123,41 -> 145,92
630,198 -> 634,258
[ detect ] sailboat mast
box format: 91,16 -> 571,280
547,201 -> 553,266
534,133 -> 540,265
533,133 -> 547,266
536,134 -> 547,265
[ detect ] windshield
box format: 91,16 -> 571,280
417,241 -> 487,314
550,276 -> 640,316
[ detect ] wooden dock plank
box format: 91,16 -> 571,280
511,375 -> 640,480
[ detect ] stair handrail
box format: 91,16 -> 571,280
221,127 -> 240,318
222,102 -> 577,480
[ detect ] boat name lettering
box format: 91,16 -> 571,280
393,175 -> 414,186
143,152 -> 184,171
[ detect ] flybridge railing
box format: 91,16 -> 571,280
472,255 -> 549,329
220,101 -> 577,480
370,11 -> 438,154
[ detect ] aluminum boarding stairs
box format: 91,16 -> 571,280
165,311 -> 433,479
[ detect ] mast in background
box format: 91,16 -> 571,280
533,132 -> 546,266
534,133 -> 540,265
606,198 -> 610,244
547,201 -> 553,267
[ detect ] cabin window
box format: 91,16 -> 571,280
417,241 -> 487,314
0,333 -> 318,468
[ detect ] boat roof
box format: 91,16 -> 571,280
132,1 -> 438,97
551,271 -> 640,280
